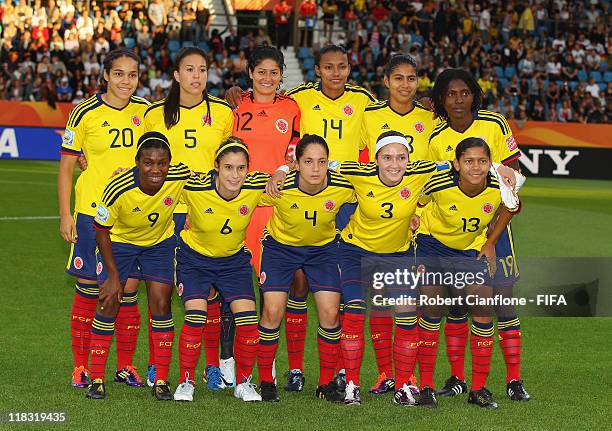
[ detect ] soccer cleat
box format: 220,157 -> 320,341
369,372 -> 396,395
234,377 -> 262,402
334,370 -> 347,393
114,365 -> 144,387
284,369 -> 305,392
219,357 -> 236,388
393,384 -> 418,406
146,364 -> 156,388
85,378 -> 106,399
437,375 -> 468,397
260,381 -> 280,402
468,387 -> 498,409
507,380 -> 531,402
173,379 -> 195,402
315,380 -> 344,403
418,385 -> 438,408
71,365 -> 90,388
204,365 -> 225,390
153,380 -> 172,401
344,380 -> 361,405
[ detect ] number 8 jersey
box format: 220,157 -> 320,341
60,94 -> 150,216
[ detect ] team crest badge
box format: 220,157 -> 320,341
73,256 -> 83,270
202,113 -> 212,126
177,283 -> 184,297
417,264 -> 426,274
163,196 -> 174,207
399,188 -> 412,199
275,118 -> 289,134
96,262 -> 103,275
342,104 -> 354,116
239,205 -> 250,216
131,115 -> 141,126
323,199 -> 336,211
414,122 -> 425,133
482,203 -> 494,214
259,271 -> 267,285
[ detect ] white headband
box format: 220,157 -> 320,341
375,135 -> 413,155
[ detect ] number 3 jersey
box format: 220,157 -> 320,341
418,170 -> 518,251
60,94 -> 150,216
180,171 -> 269,257
259,171 -> 356,247
94,163 -> 190,246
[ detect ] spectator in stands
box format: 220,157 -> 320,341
148,0 -> 166,29
321,0 -> 338,43
181,3 -> 196,42
195,2 -> 210,43
298,0 -> 316,48
273,0 -> 292,50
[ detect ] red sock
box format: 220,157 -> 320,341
445,314 -> 468,380
417,316 -> 441,389
370,307 -> 394,376
233,311 -> 259,383
335,306 -> 345,373
70,283 -> 98,369
393,314 -> 418,387
318,325 -> 341,385
89,313 -> 115,380
498,317 -> 521,383
151,314 -> 174,382
285,295 -> 308,371
340,304 -> 366,386
470,321 -> 494,390
257,325 -> 280,383
147,307 -> 154,366
178,310 -> 206,382
203,296 -> 221,367
115,291 -> 140,370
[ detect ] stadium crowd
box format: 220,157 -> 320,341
0,0 -> 610,123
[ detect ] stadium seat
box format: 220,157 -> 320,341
297,47 -> 311,59
209,87 -> 221,97
577,69 -> 588,82
124,37 -> 135,49
598,83 -> 606,92
306,70 -> 316,82
170,51 -> 178,62
168,40 -> 180,52
482,44 -> 490,52
590,71 -> 603,82
303,57 -> 315,70
604,72 -> 612,82
498,78 -> 508,88
182,41 -> 195,48
568,81 -> 579,91
197,42 -> 210,53
504,66 -> 516,79
494,66 -> 504,78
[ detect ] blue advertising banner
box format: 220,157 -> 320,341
0,126 -> 63,161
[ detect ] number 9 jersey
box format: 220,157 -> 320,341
60,94 -> 150,216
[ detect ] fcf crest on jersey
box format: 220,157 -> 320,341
202,113 -> 212,126
343,104 -> 354,116
482,203 -> 494,214
131,115 -> 141,126
414,122 -> 425,133
73,256 -> 83,270
275,118 -> 289,134
239,205 -> 250,216
323,199 -> 336,211
399,188 -> 412,199
96,262 -> 103,275
259,271 -> 267,285
177,283 -> 184,297
163,196 -> 174,207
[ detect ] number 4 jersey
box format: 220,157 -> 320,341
60,94 -> 150,216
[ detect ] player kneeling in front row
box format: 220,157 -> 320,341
87,132 -> 190,400
414,138 -> 524,409
173,138 -> 267,402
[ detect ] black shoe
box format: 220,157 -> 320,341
507,380 -> 531,402
85,379 -> 106,399
437,375 -> 468,397
333,371 -> 347,393
418,385 -> 438,408
468,387 -> 498,409
316,380 -> 344,403
153,380 -> 172,401
284,369 -> 305,392
261,381 -> 280,402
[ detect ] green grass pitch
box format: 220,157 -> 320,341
0,160 -> 611,430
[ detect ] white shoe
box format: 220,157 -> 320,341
393,383 -> 417,406
174,379 -> 195,402
344,380 -> 362,405
219,357 -> 236,388
234,377 -> 262,402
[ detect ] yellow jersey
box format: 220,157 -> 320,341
418,170 -> 518,250
360,100 -> 435,161
180,170 -> 269,257
286,82 -> 376,161
338,160 -> 450,253
428,110 -> 521,165
94,163 -> 190,247
260,170 -> 356,246
61,94 -> 150,216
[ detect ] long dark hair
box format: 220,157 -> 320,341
99,48 -> 140,92
164,47 -> 210,130
430,68 -> 483,121
455,137 -> 490,161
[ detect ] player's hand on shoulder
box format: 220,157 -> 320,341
266,170 -> 287,198
59,214 -> 77,244
226,86 -> 244,109
77,155 -> 88,171
110,167 -> 130,178
495,164 -> 516,188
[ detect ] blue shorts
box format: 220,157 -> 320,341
175,239 -> 255,304
492,224 -> 519,288
415,234 -> 491,286
173,213 -> 187,238
339,240 -> 417,303
96,236 -> 177,285
336,202 -> 357,231
259,235 -> 340,294
65,213 -> 98,280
